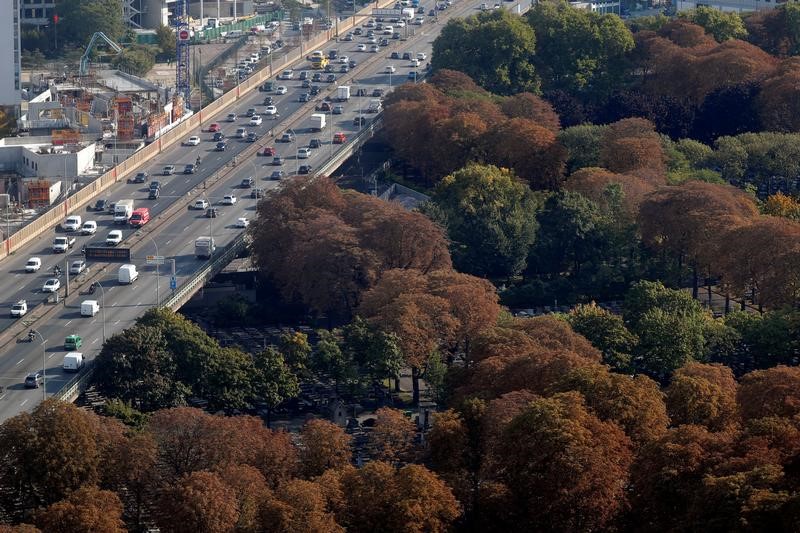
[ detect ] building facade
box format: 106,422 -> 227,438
19,0 -> 56,27
1,0 -> 23,108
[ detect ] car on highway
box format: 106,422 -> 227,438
343,33 -> 353,41
357,43 -> 366,51
133,172 -> 148,184
333,105 -> 344,114
260,81 -> 275,92
106,230 -> 123,246
262,146 -> 276,156
270,170 -> 285,180
208,123 -> 221,132
312,72 -> 322,82
24,372 -> 43,389
279,69 -> 294,80
391,51 -> 400,59
193,199 -> 209,210
297,147 -> 311,159
236,127 -> 247,138
385,65 -> 396,73
333,132 -> 347,144
326,74 -> 337,83
317,102 -> 332,112
184,164 -> 196,174
236,217 -> 250,228
280,131 -> 295,143
380,38 -> 389,46
429,8 -> 436,15
339,55 -> 350,64
183,136 -> 201,146
324,63 -> 334,73
302,79 -> 312,88
408,71 -> 418,80
402,52 -> 412,60
263,96 -> 274,106
353,116 -> 367,126
339,65 -> 349,73
370,44 -> 380,52
81,221 -> 97,235
247,132 -> 258,142
25,257 -> 41,272
227,112 -> 237,122
91,199 -> 109,211
299,71 -> 309,80
246,107 -> 257,117
250,115 -> 263,126
149,188 -> 160,199
42,278 -> 60,293
298,164 -> 313,174
206,208 -> 219,218
11,300 -> 27,318
310,85 -> 321,95
69,260 -> 87,275
299,93 -> 311,102
417,52 -> 427,60
222,194 -> 237,205
213,132 -> 225,142
149,180 -> 161,191
162,165 -> 175,176
272,156 -> 284,166
372,88 -> 384,97
251,188 -> 264,199
276,86 -> 288,95
216,141 -> 227,151
309,138 -> 322,149
410,58 -> 420,67
240,177 -> 255,188
264,105 -> 278,115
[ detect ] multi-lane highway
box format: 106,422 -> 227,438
0,0 -> 528,420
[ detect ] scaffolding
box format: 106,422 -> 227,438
114,96 -> 135,140
26,180 -> 52,208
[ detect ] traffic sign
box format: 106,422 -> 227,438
170,276 -> 177,290
373,8 -> 403,15
178,29 -> 190,41
146,255 -> 166,265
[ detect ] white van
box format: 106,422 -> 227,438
62,215 -> 82,232
81,300 -> 99,317
62,352 -> 84,372
118,264 -> 138,284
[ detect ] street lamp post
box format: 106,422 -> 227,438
139,232 -> 161,306
29,329 -> 46,401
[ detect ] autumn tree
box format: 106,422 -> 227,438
217,465 -> 273,533
599,118 -> 666,181
299,419 -> 352,478
564,167 -> 655,219
432,10 -> 539,94
431,164 -> 539,278
35,487 -> 125,533
499,92 -> 561,131
260,478 -> 344,533
757,59 -> 800,132
763,192 -> 800,220
737,366 -> 800,421
666,362 -> 738,430
369,408 -> 417,465
155,471 -> 239,533
679,6 -> 747,42
101,431 -> 159,529
745,2 -> 800,56
492,392 -> 633,531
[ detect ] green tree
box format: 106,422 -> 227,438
525,0 -> 634,98
59,0 -> 126,47
424,353 -> 449,406
204,347 -> 256,413
252,348 -> 300,426
340,316 -> 404,384
93,325 -> 188,411
679,7 -> 747,41
111,45 -> 155,76
558,124 -> 608,173
280,331 -> 312,375
156,24 -> 176,57
567,303 -> 637,371
432,164 -> 540,278
431,10 -> 539,95
313,329 -> 361,391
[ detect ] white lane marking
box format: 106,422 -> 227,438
48,353 -> 54,359
183,226 -> 190,232
165,239 -> 171,245
20,399 -> 28,407
111,301 -> 118,307
0,394 -> 6,400
65,320 -> 72,326
136,301 -> 142,306
15,359 -> 23,366
154,202 -> 160,207
114,320 -> 121,325
92,338 -> 99,344
13,273 -> 19,278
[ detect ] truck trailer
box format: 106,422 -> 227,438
114,199 -> 134,224
195,236 -> 216,259
310,113 -> 327,132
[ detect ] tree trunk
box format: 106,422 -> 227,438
707,281 -> 712,308
741,299 -> 746,311
394,375 -> 401,393
411,366 -> 420,406
266,407 -> 272,429
692,264 -> 698,299
725,293 -> 731,315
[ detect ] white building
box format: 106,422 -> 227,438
1,0 -> 23,109
676,0 -> 788,12
0,137 -> 96,181
570,0 -> 621,13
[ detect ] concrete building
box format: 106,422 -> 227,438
1,0 -> 23,109
19,0 -> 56,27
570,0 -> 621,13
676,0 -> 791,11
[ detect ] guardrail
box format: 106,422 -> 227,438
315,113 -> 384,178
53,364 -> 95,403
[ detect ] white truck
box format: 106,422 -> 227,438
62,352 -> 84,372
195,236 -> 216,259
81,300 -> 100,317
52,236 -> 76,253
337,86 -> 350,102
10,300 -> 27,318
367,99 -> 382,113
118,264 -> 138,284
310,113 -> 327,132
114,199 -> 134,224
402,7 -> 415,19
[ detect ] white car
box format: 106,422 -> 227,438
222,194 -> 237,205
276,86 -> 288,95
106,230 -> 123,246
227,112 -> 237,122
396,21 -> 406,27
410,59 -> 420,67
235,217 -> 250,228
264,105 -> 278,115
193,199 -> 209,210
25,257 -> 41,272
69,260 -> 87,275
81,221 -> 97,235
279,70 -> 294,80
339,55 -> 350,64
385,65 -> 396,73
357,43 -> 366,51
297,147 -> 311,159
370,45 -> 380,53
163,165 -> 176,175
417,52 -> 427,60
184,136 -> 201,146
367,37 -> 378,44
42,278 -> 60,293
249,115 -> 263,126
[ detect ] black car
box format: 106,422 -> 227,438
380,38 -> 389,46
310,85 -> 321,95
133,172 -> 148,183
392,32 -> 400,40
312,72 -> 322,82
339,65 -> 349,73
328,49 -> 338,59
391,51 -> 400,59
309,138 -> 322,149
429,8 -> 436,15
302,79 -> 311,88
213,132 -> 225,141
270,170 -> 285,180
353,116 -> 367,126
241,177 -> 255,188
402,52 -> 412,60
206,207 -> 219,218
299,93 -> 311,102
92,199 -> 109,211
148,188 -> 160,199
299,71 -> 309,80
353,27 -> 363,35
324,64 -> 334,73
372,88 -> 384,97
349,59 -> 357,68
251,188 -> 264,199
263,96 -> 274,105
184,164 -> 196,174
216,141 -> 227,151
247,132 -> 258,142
298,164 -> 313,175
272,156 -> 284,166
149,180 -> 161,191
326,74 -> 337,83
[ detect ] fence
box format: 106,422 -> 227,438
0,0 -> 394,264
192,13 -> 284,43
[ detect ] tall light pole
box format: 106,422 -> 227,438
138,232 -> 161,306
29,329 -> 46,401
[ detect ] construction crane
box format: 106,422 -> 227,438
79,32 -> 123,76
173,0 -> 191,106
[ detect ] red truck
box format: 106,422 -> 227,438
129,207 -> 150,227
